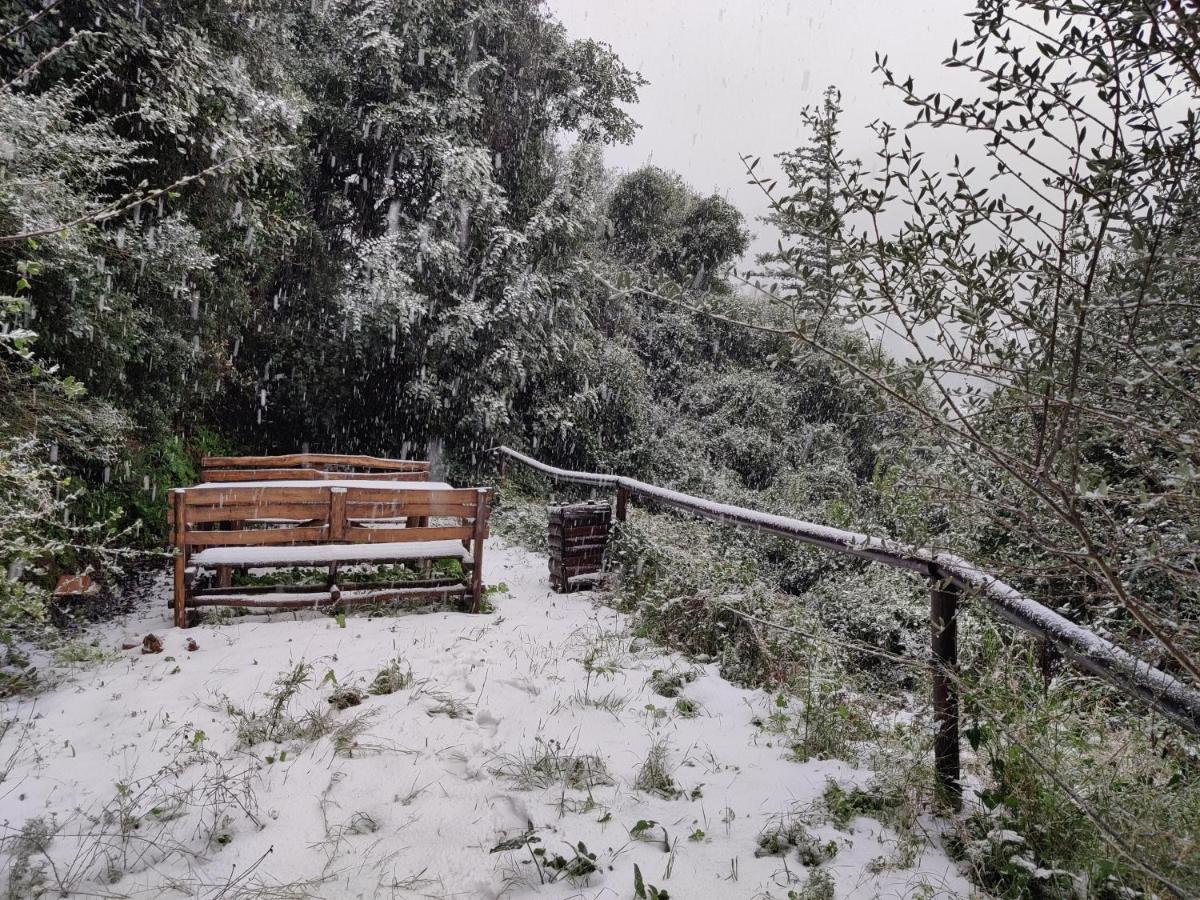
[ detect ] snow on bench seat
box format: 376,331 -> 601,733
190,540 -> 473,568
191,479 -> 453,491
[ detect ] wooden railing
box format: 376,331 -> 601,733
201,453 -> 430,481
494,446 -> 1200,805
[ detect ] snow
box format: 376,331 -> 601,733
192,479 -> 456,491
0,540 -> 971,898
190,540 -> 474,567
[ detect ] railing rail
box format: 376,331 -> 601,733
495,446 -> 1200,804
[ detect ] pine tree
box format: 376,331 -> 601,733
757,86 -> 858,320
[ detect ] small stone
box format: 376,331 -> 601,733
141,634 -> 163,654
185,638 -> 199,652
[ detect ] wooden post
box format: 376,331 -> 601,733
172,489 -> 187,629
469,489 -> 489,613
329,488 -> 348,594
930,578 -> 961,809
329,487 -> 347,541
615,486 -> 629,523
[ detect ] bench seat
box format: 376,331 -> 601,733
190,540 -> 473,568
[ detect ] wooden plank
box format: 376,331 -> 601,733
190,547 -> 468,567
202,453 -> 429,472
200,468 -> 325,482
183,486 -> 332,506
183,526 -> 329,547
344,501 -> 476,518
321,471 -> 427,481
343,487 -> 480,505
343,525 -> 475,543
184,586 -> 467,610
193,577 -> 465,597
180,504 -> 328,524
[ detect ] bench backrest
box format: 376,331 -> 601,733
200,453 -> 430,483
170,485 -> 489,552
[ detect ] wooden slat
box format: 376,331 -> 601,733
175,504 -> 328,524
184,486 -> 332,506
344,501 -> 476,518
183,526 -> 329,546
190,547 -> 469,567
343,487 -> 478,505
193,577 -> 465,597
202,453 -> 429,472
200,468 -> 324,482
185,486 -> 472,506
183,586 -> 467,610
343,525 -> 474,543
321,471 -> 427,481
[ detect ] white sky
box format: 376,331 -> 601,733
546,0 -> 976,261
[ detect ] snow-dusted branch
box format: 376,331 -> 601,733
0,146 -> 291,244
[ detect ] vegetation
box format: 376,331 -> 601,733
1,0 -> 1198,895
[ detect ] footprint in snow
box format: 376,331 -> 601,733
475,709 -> 500,737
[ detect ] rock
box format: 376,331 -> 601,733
121,641 -> 138,651
141,634 -> 163,654
185,638 -> 199,652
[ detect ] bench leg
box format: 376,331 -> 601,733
173,552 -> 187,629
328,563 -> 341,606
469,563 -> 483,614
216,566 -> 233,589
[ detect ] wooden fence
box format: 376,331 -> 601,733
494,446 -> 1200,806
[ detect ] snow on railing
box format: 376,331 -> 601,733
494,446 -> 1200,750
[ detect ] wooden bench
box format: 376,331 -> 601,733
169,484 -> 490,627
200,452 -> 430,483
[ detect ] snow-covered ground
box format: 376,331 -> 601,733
1,541 -> 971,898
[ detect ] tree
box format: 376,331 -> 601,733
756,86 -> 857,320
735,1 -> 1200,680
606,165 -> 748,286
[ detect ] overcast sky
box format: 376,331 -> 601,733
546,0 -> 976,261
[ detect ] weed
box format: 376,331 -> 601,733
4,816 -> 55,897
331,709 -> 383,757
633,863 -> 670,899
492,737 -> 613,791
634,740 -> 681,799
649,667 -> 696,698
788,868 -> 835,900
822,780 -> 903,832
755,815 -> 837,865
53,639 -> 119,666
630,819 -> 670,849
673,696 -> 699,718
537,841 -> 598,884
425,691 -> 473,719
368,658 -> 414,695
224,661 -> 336,748
571,688 -> 629,714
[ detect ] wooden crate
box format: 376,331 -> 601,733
547,500 -> 611,593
